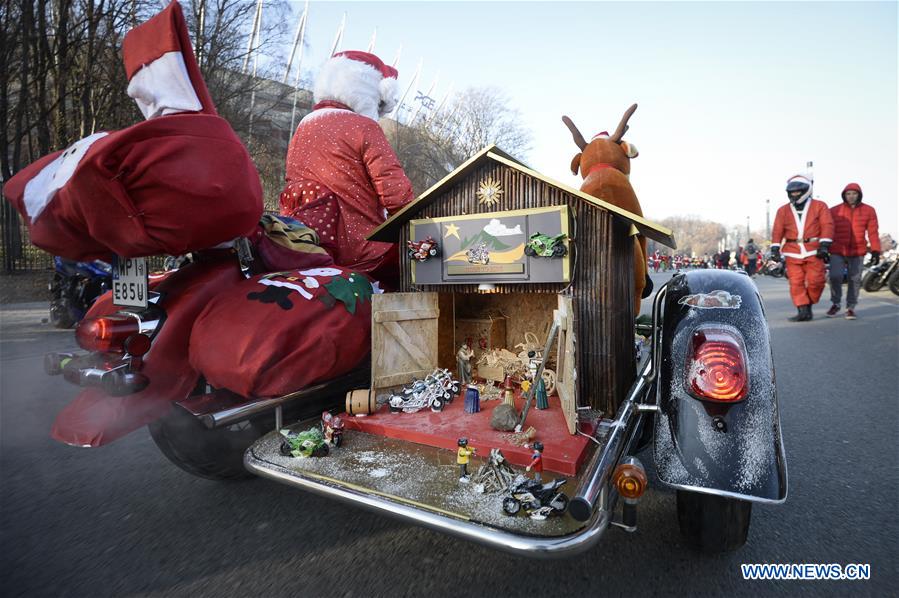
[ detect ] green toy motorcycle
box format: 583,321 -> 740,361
525,233 -> 568,258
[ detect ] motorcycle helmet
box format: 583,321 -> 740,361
533,441 -> 544,452
785,174 -> 812,206
458,437 -> 468,447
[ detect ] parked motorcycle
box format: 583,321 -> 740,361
861,251 -> 898,292
760,256 -> 785,278
502,474 -> 569,520
888,267 -> 899,297
48,257 -> 113,329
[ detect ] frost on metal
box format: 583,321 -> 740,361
678,290 -> 742,310
654,271 -> 784,501
252,429 -> 585,537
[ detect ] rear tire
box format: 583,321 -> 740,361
676,490 -> 752,553
149,405 -> 268,481
49,301 -> 78,329
502,497 -> 521,515
888,269 -> 899,297
862,270 -> 884,292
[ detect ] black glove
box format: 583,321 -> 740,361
870,251 -> 880,266
816,241 -> 831,262
770,246 -> 781,261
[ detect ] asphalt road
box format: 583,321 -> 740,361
1,273 -> 897,597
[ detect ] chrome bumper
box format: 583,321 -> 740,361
244,448 -> 613,558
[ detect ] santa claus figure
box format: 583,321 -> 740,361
280,51 -> 414,287
770,174 -> 834,322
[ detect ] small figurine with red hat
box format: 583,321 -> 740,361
280,49 -> 414,288
526,441 -> 544,483
321,410 -> 345,448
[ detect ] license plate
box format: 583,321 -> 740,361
112,256 -> 148,308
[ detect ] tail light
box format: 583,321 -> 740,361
613,457 -> 648,500
687,327 -> 748,402
75,314 -> 140,353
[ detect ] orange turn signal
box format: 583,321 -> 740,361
613,457 -> 648,500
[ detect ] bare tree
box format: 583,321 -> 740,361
386,86 -> 533,195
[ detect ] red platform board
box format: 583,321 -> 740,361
341,391 -> 593,476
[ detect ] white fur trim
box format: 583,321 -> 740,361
127,51 -> 202,120
23,132 -> 109,222
314,55 -> 383,121
378,77 -> 399,116
300,108 -> 349,124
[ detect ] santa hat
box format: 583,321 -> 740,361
313,51 -> 399,121
122,1 -> 216,119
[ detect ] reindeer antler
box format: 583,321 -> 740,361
561,115 -> 587,151
610,104 -> 638,143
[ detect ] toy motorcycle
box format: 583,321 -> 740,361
524,232 -> 568,258
502,474 -> 569,520
389,368 -> 460,413
407,237 -> 440,262
279,427 -> 329,458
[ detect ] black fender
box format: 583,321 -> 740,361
653,270 -> 787,503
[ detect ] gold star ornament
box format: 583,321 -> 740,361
477,176 -> 504,206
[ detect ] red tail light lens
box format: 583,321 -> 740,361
75,315 -> 140,353
687,328 -> 748,402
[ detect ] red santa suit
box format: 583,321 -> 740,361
771,176 -> 834,307
280,51 -> 414,284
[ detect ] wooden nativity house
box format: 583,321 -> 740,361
367,145 -> 676,426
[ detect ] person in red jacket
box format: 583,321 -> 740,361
280,51 -> 414,287
770,174 -> 834,322
826,183 -> 880,320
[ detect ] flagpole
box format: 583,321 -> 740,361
283,0 -> 309,83
328,12 -> 347,57
408,73 -> 439,125
242,0 -> 263,73
288,1 -> 310,139
390,58 -> 422,122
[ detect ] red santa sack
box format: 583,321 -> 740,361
1,2 -> 262,261
188,266 -> 375,398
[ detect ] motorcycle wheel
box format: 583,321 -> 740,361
889,269 -> 899,297
524,246 -> 536,257
551,492 -> 569,513
149,405 -> 269,481
676,490 -> 752,553
552,244 -> 567,258
332,434 -> 342,448
502,497 -> 521,515
430,397 -> 444,412
279,439 -> 294,457
862,270 -> 885,292
49,301 -> 78,329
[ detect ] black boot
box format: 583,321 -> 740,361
789,305 -> 812,322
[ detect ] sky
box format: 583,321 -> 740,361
275,1 -> 898,239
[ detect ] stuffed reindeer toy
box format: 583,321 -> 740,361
562,104 -> 651,311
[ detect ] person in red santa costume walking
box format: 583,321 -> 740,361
770,174 -> 834,322
280,51 -> 414,288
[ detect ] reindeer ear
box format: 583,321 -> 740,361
621,141 -> 639,159
570,152 -> 582,175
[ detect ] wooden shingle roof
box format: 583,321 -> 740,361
368,144 -> 676,248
